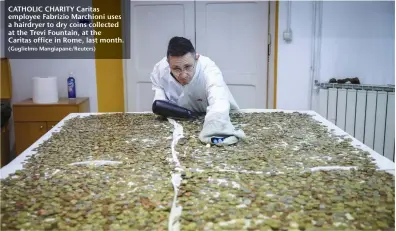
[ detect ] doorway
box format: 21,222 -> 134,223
124,1 -> 271,112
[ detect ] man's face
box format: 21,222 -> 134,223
168,52 -> 197,86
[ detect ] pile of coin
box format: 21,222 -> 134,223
175,112 -> 394,230
1,112 -> 394,231
1,114 -> 176,231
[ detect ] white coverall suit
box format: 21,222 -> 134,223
150,55 -> 246,145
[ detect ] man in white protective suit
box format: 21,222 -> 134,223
150,36 -> 246,146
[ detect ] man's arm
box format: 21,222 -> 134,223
150,63 -> 168,102
203,61 -> 231,122
198,60 -> 245,145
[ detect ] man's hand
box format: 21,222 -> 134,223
198,113 -> 246,146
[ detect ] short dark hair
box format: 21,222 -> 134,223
167,36 -> 195,57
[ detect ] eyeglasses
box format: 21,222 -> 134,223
170,62 -> 196,76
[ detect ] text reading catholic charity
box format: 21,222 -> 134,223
7,5 -> 123,54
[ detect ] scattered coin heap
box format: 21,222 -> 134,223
176,112 -> 395,230
1,114 -> 175,231
1,112 -> 394,231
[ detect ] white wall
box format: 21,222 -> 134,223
320,1 -> 395,85
277,1 -> 395,110
0,0 -> 4,57
9,60 -> 98,111
3,0 -> 98,110
277,1 -> 313,110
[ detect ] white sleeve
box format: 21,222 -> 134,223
198,60 -> 245,145
150,63 -> 168,102
204,61 -> 231,121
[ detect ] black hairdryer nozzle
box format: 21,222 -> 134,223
152,100 -> 198,119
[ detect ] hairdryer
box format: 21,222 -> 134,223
152,100 -> 199,119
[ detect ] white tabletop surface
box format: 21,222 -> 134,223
1,110 -> 394,179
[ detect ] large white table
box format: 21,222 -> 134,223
1,109 -> 394,178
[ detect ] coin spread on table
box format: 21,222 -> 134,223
1,112 -> 394,231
